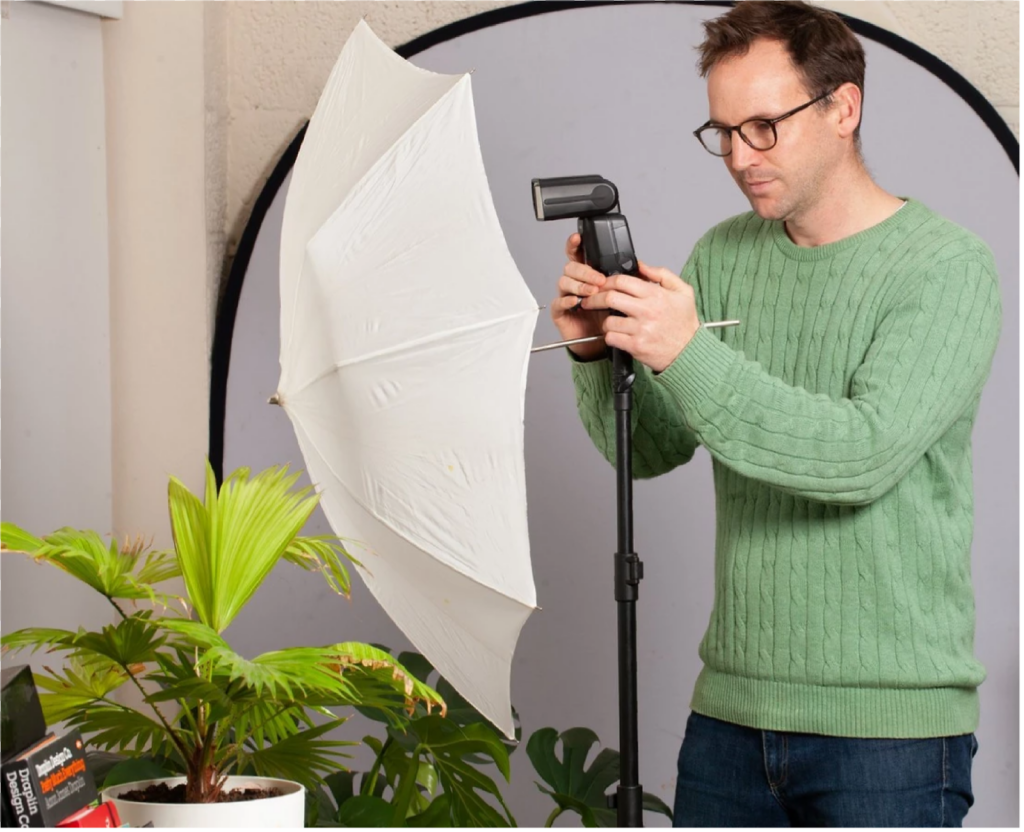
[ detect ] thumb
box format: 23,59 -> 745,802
638,259 -> 683,288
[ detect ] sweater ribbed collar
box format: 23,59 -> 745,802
770,197 -> 924,262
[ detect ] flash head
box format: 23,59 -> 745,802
532,175 -> 619,221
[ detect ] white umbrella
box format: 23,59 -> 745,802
274,20 -> 539,739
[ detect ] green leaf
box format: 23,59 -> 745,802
642,791 -> 673,820
337,795 -> 395,827
328,644 -> 445,714
102,758 -> 172,789
527,727 -> 671,827
324,770 -> 357,810
153,630 -> 437,730
412,715 -> 515,827
407,794 -> 453,827
71,705 -> 178,759
395,652 -> 435,686
390,748 -> 424,824
33,660 -> 134,723
169,462 -> 320,633
1,627 -> 81,656
307,783 -> 342,828
244,718 -> 356,792
70,615 -> 166,668
283,535 -> 358,598
0,523 -> 180,605
0,522 -> 44,553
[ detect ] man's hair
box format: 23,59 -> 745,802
697,0 -> 865,142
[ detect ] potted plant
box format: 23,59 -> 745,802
1,462 -> 444,828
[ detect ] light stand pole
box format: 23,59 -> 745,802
611,345 -> 644,827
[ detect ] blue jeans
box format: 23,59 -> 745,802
673,713 -> 977,827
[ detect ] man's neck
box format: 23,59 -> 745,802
784,161 -> 905,248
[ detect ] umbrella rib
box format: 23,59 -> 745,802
294,421 -> 537,611
289,306 -> 539,395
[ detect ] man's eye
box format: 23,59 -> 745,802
747,120 -> 774,138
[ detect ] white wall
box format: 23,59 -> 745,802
1,0 -> 118,658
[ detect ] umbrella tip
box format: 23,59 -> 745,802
268,393 -> 282,406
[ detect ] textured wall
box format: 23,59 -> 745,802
217,0 -> 1019,273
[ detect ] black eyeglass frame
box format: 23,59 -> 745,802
693,88 -> 837,157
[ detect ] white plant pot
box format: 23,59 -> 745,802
102,775 -> 305,828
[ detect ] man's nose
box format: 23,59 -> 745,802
729,133 -> 760,171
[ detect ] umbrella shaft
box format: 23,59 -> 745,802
530,320 -> 739,354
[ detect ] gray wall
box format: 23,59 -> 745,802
222,4 -> 1018,826
1,1 -> 117,670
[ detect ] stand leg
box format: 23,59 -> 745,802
611,347 -> 644,827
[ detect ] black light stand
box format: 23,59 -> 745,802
531,176 -> 645,827
610,342 -> 644,828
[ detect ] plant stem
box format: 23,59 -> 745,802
105,597 -> 191,765
362,735 -> 393,796
545,807 -> 564,827
196,722 -> 219,800
390,748 -> 423,825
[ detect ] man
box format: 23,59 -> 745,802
550,1 -> 1001,827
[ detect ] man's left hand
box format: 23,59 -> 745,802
580,260 -> 701,373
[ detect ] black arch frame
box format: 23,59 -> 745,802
209,0 -> 1019,481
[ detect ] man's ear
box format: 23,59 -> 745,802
832,82 -> 862,140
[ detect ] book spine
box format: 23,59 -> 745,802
2,760 -> 44,827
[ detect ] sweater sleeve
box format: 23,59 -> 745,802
569,245 -> 706,479
571,358 -> 699,478
653,255 -> 1002,505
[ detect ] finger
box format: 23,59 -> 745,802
602,314 -> 638,335
565,233 -> 583,263
603,329 -> 631,352
585,289 -> 645,317
638,260 -> 684,290
601,274 -> 656,299
564,261 -> 607,285
553,294 -> 576,314
558,274 -> 600,298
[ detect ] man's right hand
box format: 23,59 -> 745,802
550,233 -> 610,360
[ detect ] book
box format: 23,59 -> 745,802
57,802 -> 121,828
0,666 -> 47,763
1,730 -> 98,827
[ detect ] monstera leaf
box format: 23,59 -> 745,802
526,727 -> 672,827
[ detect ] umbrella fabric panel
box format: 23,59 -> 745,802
288,412 -> 533,739
284,313 -> 536,604
280,76 -> 536,396
280,20 -> 463,366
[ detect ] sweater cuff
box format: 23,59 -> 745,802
569,352 -> 614,400
654,325 -> 738,416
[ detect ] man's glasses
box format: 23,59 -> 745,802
693,89 -> 836,157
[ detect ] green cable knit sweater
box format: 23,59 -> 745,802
571,199 -> 1001,738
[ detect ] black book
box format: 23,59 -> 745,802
1,730 -> 98,828
0,666 -> 47,762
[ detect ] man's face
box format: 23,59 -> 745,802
706,38 -> 838,222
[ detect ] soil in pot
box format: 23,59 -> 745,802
114,782 -> 284,804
